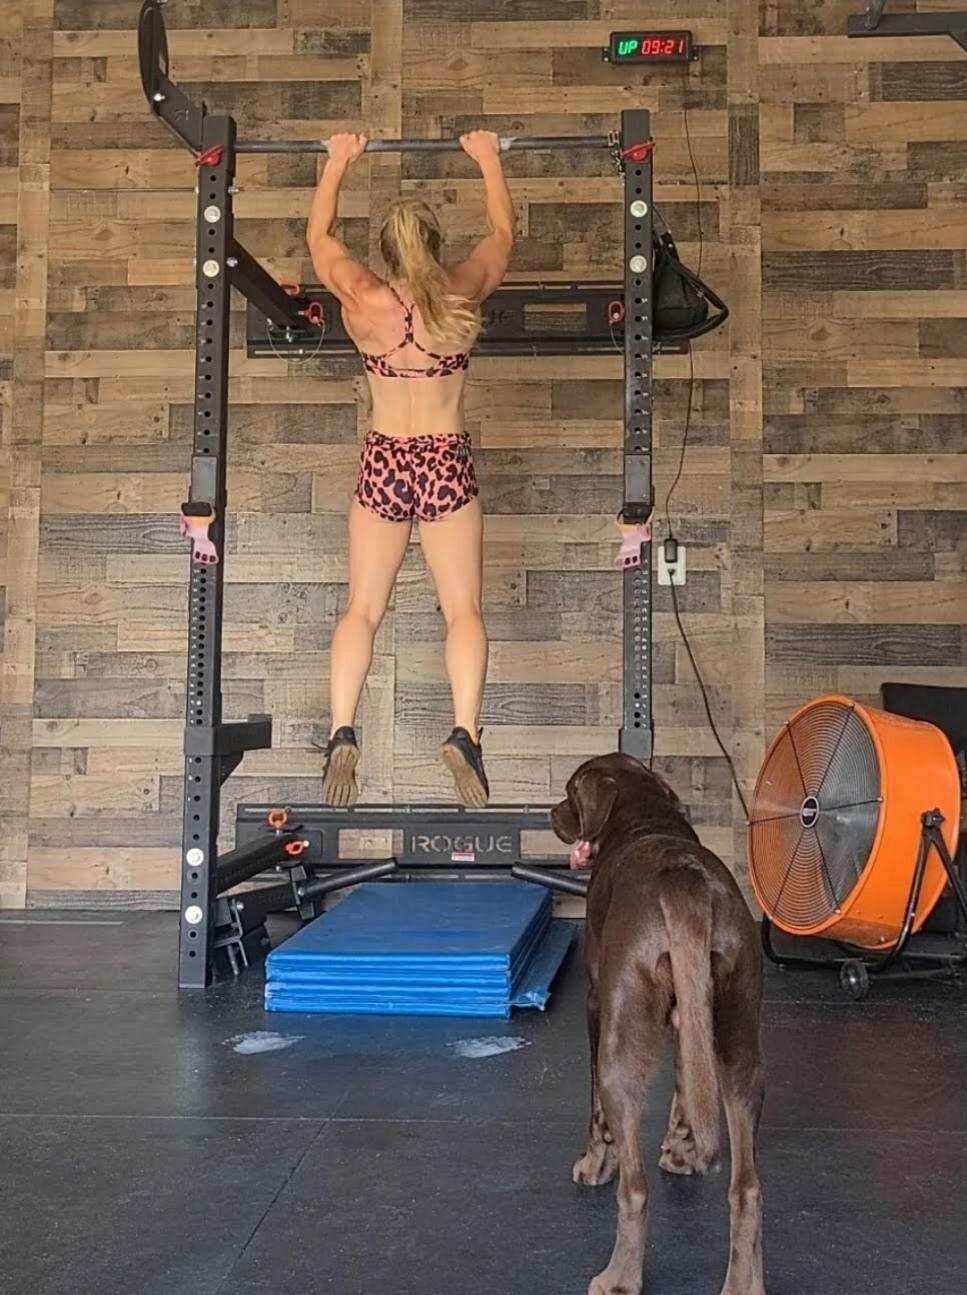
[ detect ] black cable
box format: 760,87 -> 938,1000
681,72 -> 704,279
661,59 -> 750,821
662,327 -> 694,542
669,579 -> 749,820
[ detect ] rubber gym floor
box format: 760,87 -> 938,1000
1,910 -> 964,1295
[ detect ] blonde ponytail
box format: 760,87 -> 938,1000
379,200 -> 480,349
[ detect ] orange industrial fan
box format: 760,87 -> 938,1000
748,695 -> 966,998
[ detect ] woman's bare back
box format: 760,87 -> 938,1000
342,278 -> 470,439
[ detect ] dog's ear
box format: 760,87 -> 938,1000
551,799 -> 579,844
571,768 -> 619,842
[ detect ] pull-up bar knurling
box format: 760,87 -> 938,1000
235,135 -> 613,155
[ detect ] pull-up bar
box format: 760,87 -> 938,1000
235,135 -> 612,155
137,2 -> 614,157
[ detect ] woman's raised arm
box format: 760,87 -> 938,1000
307,133 -> 381,305
450,130 -> 515,303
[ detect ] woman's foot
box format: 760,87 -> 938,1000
440,727 -> 489,808
323,726 -> 360,807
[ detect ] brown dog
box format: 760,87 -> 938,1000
552,753 -> 766,1295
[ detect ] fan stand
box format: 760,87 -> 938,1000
761,809 -> 967,1001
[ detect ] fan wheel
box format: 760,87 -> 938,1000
839,959 -> 870,1001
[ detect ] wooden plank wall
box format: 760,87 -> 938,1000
0,0 -> 964,907
760,6 -> 967,745
0,4 -> 18,906
1,1 -> 53,907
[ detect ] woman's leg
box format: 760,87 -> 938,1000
329,499 -> 412,733
419,496 -> 488,738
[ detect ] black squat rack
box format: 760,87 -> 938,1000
139,0 -> 683,987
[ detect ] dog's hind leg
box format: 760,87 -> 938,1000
574,985 -> 617,1186
658,881 -> 720,1175
588,989 -> 665,1295
718,1061 -> 765,1295
715,973 -> 766,1295
660,1091 -> 698,1174
659,1021 -> 700,1175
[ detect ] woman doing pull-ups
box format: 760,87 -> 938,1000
307,131 -> 514,809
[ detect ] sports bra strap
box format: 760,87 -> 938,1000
359,285 -> 470,376
385,284 -> 414,345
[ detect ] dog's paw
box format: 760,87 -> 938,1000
659,1144 -> 697,1175
659,1129 -> 719,1176
659,1144 -> 719,1176
573,1144 -> 618,1186
589,1268 -> 641,1295
661,1110 -> 692,1152
660,1122 -> 697,1174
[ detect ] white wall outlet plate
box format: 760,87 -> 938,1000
657,543 -> 686,587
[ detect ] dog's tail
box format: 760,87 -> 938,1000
659,873 -> 719,1169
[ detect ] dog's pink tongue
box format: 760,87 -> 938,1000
569,839 -> 593,870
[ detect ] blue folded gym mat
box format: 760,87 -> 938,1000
264,881 -> 573,1017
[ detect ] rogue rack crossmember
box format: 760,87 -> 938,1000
138,0 -> 659,988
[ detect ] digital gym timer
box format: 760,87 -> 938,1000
606,31 -> 694,63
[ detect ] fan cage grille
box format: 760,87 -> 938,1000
749,700 -> 881,930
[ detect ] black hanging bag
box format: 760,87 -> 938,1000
652,226 -> 728,344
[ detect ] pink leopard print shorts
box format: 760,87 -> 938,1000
354,430 -> 479,523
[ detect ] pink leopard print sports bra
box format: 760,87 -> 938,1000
359,286 -> 471,379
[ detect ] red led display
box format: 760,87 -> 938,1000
608,31 -> 693,63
